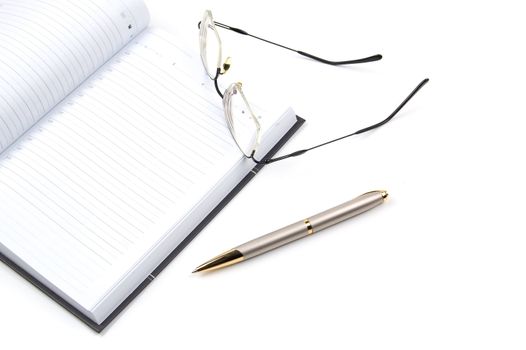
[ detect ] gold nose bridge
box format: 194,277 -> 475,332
221,57 -> 232,74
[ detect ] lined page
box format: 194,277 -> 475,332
0,28 -> 291,313
0,0 -> 150,154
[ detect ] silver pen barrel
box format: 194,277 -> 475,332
193,190 -> 388,273
237,190 -> 388,259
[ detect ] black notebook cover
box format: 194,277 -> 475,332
0,116 -> 305,333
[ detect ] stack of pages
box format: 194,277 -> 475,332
0,0 -> 301,331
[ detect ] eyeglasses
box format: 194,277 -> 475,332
199,9 -> 428,164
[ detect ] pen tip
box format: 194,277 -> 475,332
381,191 -> 388,199
191,250 -> 245,273
192,266 -> 204,273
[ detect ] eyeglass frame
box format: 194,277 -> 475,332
199,10 -> 429,164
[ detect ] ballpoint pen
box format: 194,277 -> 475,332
193,190 -> 388,273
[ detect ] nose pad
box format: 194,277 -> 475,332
221,57 -> 232,74
232,82 -> 242,95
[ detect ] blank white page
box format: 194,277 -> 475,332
0,28 -> 293,320
0,0 -> 150,153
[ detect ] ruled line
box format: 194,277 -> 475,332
0,19 -> 266,308
0,0 -> 149,155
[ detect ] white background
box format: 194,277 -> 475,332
1,0 -> 525,349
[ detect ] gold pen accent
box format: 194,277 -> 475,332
304,219 -> 314,235
192,249 -> 244,273
193,190 -> 388,273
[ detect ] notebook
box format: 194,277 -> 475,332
0,0 -> 303,332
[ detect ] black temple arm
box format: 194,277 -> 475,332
252,78 -> 430,164
211,21 -> 383,66
297,52 -> 382,65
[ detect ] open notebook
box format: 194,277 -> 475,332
0,0 -> 303,332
